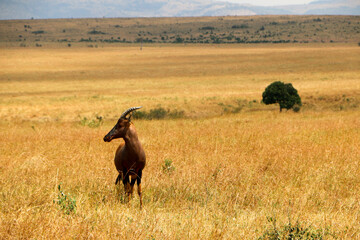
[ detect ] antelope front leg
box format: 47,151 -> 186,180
123,174 -> 131,204
115,172 -> 123,202
126,183 -> 132,204
128,176 -> 137,205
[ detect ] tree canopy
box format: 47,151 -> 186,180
262,81 -> 302,112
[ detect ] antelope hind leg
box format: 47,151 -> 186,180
137,183 -> 143,209
137,169 -> 143,209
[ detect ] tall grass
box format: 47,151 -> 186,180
1,112 -> 359,238
0,44 -> 359,239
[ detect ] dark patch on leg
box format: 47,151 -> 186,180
122,168 -> 129,184
137,169 -> 142,185
123,172 -> 129,197
129,176 -> 136,197
115,172 -> 122,185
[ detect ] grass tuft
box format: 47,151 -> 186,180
53,184 -> 77,215
259,217 -> 335,240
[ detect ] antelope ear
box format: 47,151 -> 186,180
123,117 -> 131,125
127,112 -> 133,122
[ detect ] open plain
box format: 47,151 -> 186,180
0,40 -> 360,238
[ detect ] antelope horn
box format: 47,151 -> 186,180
120,106 -> 142,119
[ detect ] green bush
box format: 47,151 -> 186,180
200,26 -> 215,30
174,36 -> 184,43
167,109 -> 185,119
133,107 -> 184,120
79,115 -> 103,128
148,107 -> 167,119
88,30 -> 106,35
162,159 -> 175,173
54,184 -> 77,215
218,102 -> 242,114
32,30 -> 45,34
258,217 -> 334,240
218,99 -> 248,114
262,81 -> 302,112
232,24 -> 249,29
293,104 -> 301,112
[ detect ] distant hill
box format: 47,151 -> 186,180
0,0 -> 359,20
1,15 -> 359,47
277,0 -> 360,15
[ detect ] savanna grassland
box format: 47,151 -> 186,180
1,19 -> 360,239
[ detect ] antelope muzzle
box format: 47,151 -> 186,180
103,128 -> 115,142
103,135 -> 112,142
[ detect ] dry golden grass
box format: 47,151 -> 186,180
0,44 -> 360,239
1,44 -> 359,120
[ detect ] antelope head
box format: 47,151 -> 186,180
103,106 -> 142,142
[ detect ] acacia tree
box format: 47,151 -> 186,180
262,81 -> 302,112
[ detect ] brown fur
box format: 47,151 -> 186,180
104,117 -> 146,209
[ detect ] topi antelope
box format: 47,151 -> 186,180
103,106 -> 146,208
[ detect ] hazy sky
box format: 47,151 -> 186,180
217,0 -> 314,6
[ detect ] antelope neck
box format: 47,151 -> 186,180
123,125 -> 141,155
